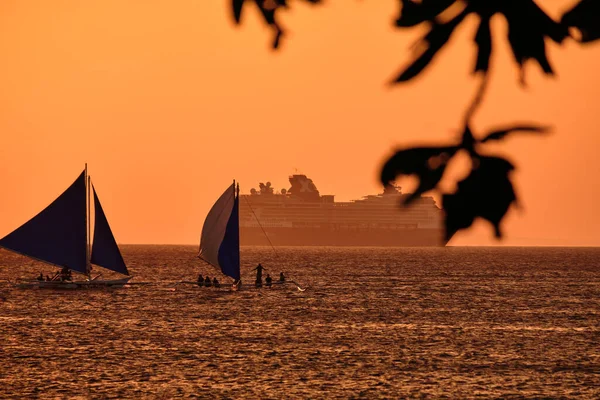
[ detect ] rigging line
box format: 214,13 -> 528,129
243,194 -> 307,291
243,195 -> 278,259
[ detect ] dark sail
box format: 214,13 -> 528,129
0,171 -> 87,273
218,192 -> 240,280
90,185 -> 129,275
198,183 -> 240,280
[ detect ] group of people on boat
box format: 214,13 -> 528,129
196,274 -> 220,288
195,264 -> 286,290
36,266 -> 72,282
253,263 -> 285,288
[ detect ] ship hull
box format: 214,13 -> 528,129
240,227 -> 447,247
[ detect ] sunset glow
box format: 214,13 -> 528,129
1,0 -> 598,245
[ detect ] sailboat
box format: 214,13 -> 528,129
195,180 -> 306,292
197,181 -> 241,290
1,165 -> 132,289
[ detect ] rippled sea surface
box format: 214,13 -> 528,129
1,246 -> 599,399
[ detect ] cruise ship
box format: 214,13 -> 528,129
239,174 -> 447,246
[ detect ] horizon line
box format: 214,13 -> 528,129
113,243 -> 600,248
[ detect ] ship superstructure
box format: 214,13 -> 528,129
239,175 -> 446,246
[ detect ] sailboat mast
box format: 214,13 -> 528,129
85,164 -> 91,277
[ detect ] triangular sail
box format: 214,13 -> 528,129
90,185 -> 129,276
0,171 -> 87,273
218,192 -> 240,280
198,183 -> 241,280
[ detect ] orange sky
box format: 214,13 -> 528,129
0,1 -> 598,246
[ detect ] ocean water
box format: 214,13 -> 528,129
0,246 -> 599,399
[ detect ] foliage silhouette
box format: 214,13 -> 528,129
231,0 -> 323,49
392,0 -> 571,86
380,122 -> 550,241
562,0 -> 600,43
229,0 -> 599,242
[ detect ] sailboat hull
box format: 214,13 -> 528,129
15,277 -> 132,290
16,280 -> 80,290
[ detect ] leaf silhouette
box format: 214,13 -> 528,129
380,146 -> 459,205
393,9 -> 468,82
442,156 -> 517,241
473,17 -> 492,73
232,0 -> 245,23
479,125 -> 551,143
561,0 -> 600,43
394,0 -> 456,28
391,1 -> 570,84
230,0 -> 322,49
505,12 -> 551,78
254,1 -> 283,48
503,1 -> 568,83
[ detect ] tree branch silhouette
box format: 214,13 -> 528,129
229,0 -> 600,242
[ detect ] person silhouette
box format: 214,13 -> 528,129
60,266 -> 72,282
253,263 -> 266,287
265,274 -> 272,287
